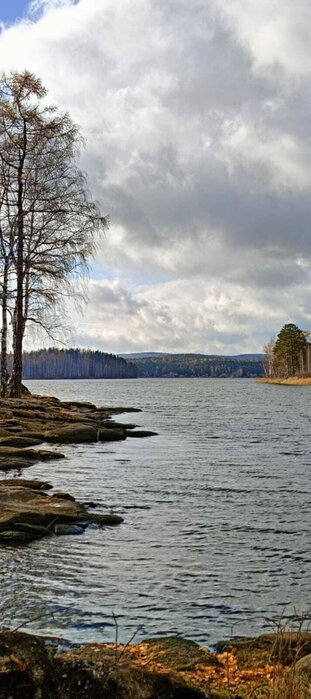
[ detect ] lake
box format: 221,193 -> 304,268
0,378 -> 310,648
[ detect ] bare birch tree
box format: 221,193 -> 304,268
0,70 -> 108,397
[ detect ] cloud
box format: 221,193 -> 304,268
2,0 -> 311,352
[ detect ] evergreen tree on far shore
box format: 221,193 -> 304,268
273,323 -> 307,377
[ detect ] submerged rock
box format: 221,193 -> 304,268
126,430 -> 158,438
87,512 -> 124,526
54,523 -> 84,535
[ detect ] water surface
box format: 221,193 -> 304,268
0,378 -> 310,646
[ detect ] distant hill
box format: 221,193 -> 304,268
121,352 -> 172,359
123,353 -> 264,378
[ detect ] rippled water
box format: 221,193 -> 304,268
0,378 -> 310,647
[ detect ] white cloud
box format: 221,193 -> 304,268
3,0 -> 311,352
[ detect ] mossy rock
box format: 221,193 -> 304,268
56,644 -> 206,698
44,424 -> 98,443
216,632 -> 311,668
142,636 -> 219,672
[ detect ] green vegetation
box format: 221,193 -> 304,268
273,323 -> 307,376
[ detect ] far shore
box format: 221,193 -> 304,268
256,377 -> 311,385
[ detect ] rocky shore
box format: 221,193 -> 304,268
0,391 -> 156,542
1,628 -> 311,698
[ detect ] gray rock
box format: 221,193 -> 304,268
54,524 -> 84,536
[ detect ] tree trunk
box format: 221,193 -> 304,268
1,260 -> 8,397
11,151 -> 25,398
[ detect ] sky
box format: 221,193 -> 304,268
1,0 -> 311,354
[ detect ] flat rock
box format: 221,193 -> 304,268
0,435 -> 43,448
0,485 -> 88,539
44,423 -> 98,443
0,458 -> 38,471
0,447 -> 64,461
0,479 -> 52,489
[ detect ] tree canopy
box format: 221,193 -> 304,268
273,323 -> 307,377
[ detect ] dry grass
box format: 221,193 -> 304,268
256,377 -> 311,385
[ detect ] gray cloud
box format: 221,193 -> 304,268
2,0 -> 311,352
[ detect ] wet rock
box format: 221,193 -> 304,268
99,406 -> 142,414
0,478 -> 52,489
62,400 -> 97,410
126,430 -> 158,438
44,423 -> 98,443
37,449 -> 65,460
98,428 -> 126,442
0,485 -> 89,540
0,457 -> 39,471
14,522 -> 51,537
0,447 -> 64,462
52,492 -> 76,501
0,530 -> 37,543
101,421 -> 137,430
87,513 -> 124,526
54,523 -> 84,535
0,435 -> 43,448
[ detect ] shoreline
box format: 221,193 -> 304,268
256,377 -> 311,385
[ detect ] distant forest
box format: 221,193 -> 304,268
132,354 -> 263,378
0,349 -> 264,380
5,349 -> 137,380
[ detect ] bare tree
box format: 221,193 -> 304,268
0,70 -> 108,397
263,336 -> 275,377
